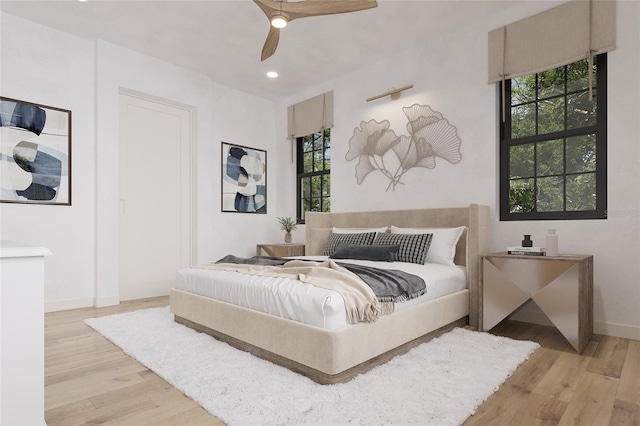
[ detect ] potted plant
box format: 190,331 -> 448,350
277,216 -> 297,244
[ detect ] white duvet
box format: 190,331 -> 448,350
175,256 -> 466,330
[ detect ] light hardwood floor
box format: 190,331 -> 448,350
45,297 -> 639,425
464,321 -> 640,425
45,296 -> 222,426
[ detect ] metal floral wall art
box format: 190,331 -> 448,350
346,104 -> 461,191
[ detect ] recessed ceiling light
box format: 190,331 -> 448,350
266,71 -> 279,78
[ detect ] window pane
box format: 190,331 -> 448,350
324,134 -> 331,170
511,103 -> 536,138
303,135 -> 314,152
566,134 -> 596,174
311,175 -> 321,197
536,139 -> 564,177
322,174 -> 330,196
511,76 -> 536,105
302,177 -> 311,198
566,173 -> 596,211
567,58 -> 595,92
303,151 -> 313,173
509,144 -> 534,178
500,55 -> 605,220
322,196 -> 330,212
567,91 -> 597,130
538,97 -> 565,134
313,133 -> 323,152
537,176 -> 564,212
301,199 -> 310,220
538,67 -> 565,99
314,149 -> 324,172
509,178 -> 535,213
310,198 -> 321,212
297,128 -> 330,222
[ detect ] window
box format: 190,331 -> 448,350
500,54 -> 607,220
296,129 -> 330,223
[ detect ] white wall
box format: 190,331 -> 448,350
2,2 -> 639,339
0,13 -> 97,308
279,1 -> 640,340
1,13 -> 287,311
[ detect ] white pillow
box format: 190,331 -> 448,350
332,226 -> 388,234
390,225 -> 466,266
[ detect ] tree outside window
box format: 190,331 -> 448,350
500,54 -> 607,220
296,129 -> 330,223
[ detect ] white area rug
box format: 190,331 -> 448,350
85,307 -> 539,426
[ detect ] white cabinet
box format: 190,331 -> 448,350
1,241 -> 50,425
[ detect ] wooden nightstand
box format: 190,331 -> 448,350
481,252 -> 593,354
256,243 -> 305,257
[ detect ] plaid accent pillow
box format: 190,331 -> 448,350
390,226 -> 466,266
323,232 -> 377,256
373,233 -> 433,264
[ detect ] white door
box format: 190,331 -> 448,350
119,92 -> 192,301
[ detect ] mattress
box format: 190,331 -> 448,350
175,256 -> 466,330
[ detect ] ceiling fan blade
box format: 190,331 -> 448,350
261,26 -> 280,61
254,0 -> 378,60
254,0 -> 378,22
286,0 -> 378,18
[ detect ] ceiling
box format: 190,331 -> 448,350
1,0 -> 524,101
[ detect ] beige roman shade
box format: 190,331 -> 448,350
488,0 -> 616,84
287,91 -> 333,139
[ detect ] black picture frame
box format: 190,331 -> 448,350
221,142 -> 267,214
0,96 -> 72,205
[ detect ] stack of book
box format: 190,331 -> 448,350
507,246 -> 546,256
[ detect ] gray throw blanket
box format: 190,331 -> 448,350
216,255 -> 427,305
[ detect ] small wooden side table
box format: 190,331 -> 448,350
256,243 -> 305,257
481,252 -> 593,354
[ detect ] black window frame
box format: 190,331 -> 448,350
500,54 -> 608,221
296,129 -> 330,224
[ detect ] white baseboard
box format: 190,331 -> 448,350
95,295 -> 120,308
44,295 -> 120,312
45,297 -> 94,313
594,320 -> 640,341
509,308 -> 640,342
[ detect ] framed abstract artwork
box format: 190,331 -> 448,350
0,97 -> 72,205
221,142 -> 267,214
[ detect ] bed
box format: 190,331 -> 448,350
170,204 -> 490,384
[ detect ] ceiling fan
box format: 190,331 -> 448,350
254,0 -> 378,61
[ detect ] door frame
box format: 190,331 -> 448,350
118,88 -> 197,297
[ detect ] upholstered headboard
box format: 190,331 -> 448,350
304,204 -> 491,328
